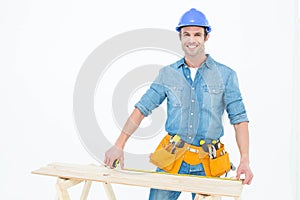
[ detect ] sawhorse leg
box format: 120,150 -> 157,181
103,182 -> 117,200
55,178 -> 117,200
194,194 -> 221,200
194,194 -> 241,200
56,178 -> 92,200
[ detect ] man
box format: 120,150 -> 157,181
104,8 -> 253,199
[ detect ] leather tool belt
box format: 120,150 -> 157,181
149,134 -> 231,176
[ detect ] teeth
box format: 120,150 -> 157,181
187,45 -> 197,48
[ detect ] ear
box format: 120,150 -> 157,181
204,34 -> 210,42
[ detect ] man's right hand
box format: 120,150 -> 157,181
104,145 -> 124,169
104,108 -> 144,169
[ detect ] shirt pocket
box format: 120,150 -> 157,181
203,85 -> 224,107
209,87 -> 223,95
166,86 -> 183,107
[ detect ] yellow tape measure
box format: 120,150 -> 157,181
110,159 -> 240,182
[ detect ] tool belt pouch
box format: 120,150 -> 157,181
202,143 -> 231,177
149,135 -> 185,174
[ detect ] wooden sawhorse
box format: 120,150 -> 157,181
32,163 -> 243,200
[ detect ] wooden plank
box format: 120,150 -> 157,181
32,163 -> 243,198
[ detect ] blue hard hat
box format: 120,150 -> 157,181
176,8 -> 211,33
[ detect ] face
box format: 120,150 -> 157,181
180,26 -> 209,58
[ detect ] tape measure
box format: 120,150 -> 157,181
110,159 -> 239,181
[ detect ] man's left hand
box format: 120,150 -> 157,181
236,161 -> 253,185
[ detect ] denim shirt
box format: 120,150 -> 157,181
135,55 -> 248,146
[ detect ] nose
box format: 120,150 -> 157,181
187,36 -> 197,43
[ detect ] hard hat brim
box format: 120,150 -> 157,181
176,25 -> 211,33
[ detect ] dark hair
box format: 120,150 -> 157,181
179,26 -> 208,39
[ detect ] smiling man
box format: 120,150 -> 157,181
180,26 -> 208,65
104,8 -> 253,200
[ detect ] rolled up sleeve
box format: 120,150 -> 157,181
134,69 -> 166,117
224,71 -> 249,124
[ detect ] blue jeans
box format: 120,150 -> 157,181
148,161 -> 206,200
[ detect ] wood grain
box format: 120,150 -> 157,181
32,162 -> 243,198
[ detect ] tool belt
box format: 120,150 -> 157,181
149,134 -> 231,176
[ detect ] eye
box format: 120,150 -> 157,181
182,32 -> 190,37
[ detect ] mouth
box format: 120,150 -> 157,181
186,45 -> 198,49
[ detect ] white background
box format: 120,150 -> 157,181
0,0 -> 299,199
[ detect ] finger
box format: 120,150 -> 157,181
108,159 -> 114,169
247,177 -> 253,185
104,156 -> 108,166
104,150 -> 111,166
243,173 -> 253,185
243,173 -> 250,184
235,170 -> 241,180
105,158 -> 111,167
243,177 -> 250,185
106,156 -> 115,168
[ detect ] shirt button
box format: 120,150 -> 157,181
189,125 -> 193,128
192,87 -> 195,90
191,99 -> 195,103
188,136 -> 192,139
187,76 -> 190,78
190,113 -> 194,115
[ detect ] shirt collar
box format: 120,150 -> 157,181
175,58 -> 185,68
176,54 -> 215,69
204,54 -> 216,69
